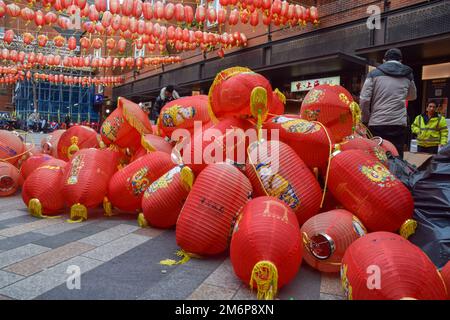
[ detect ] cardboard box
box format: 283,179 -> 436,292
404,152 -> 433,170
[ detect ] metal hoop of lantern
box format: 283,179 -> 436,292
301,209 -> 367,273
176,163 -> 253,256
230,196 -> 303,300
0,161 -> 20,197
341,232 -> 447,300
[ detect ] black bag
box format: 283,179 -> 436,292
386,152 -> 417,189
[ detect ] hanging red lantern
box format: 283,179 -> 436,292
112,57 -> 120,68
117,38 -> 127,53
195,5 -> 206,24
53,35 -> 66,48
92,38 -> 103,50
57,125 -> 99,161
108,0 -> 120,14
230,196 -> 302,300
310,6 -> 319,24
0,162 -> 20,197
207,7 -> 217,24
142,2 -> 153,20
122,0 -> 134,16
137,20 -> 145,35
67,36 -> 77,51
175,3 -> 185,23
106,38 -> 116,51
246,140 -> 322,226
3,30 -> 14,45
176,163 -> 253,256
301,209 -> 367,273
271,0 -> 282,18
301,84 -> 360,142
6,3 -> 20,17
139,165 -> 194,229
44,11 -> 57,25
132,0 -> 142,17
108,151 -> 175,213
57,15 -> 69,29
128,17 -> 138,33
74,0 -> 87,10
34,10 -> 45,28
217,8 -> 227,25
94,0 -> 107,12
164,3 -> 175,21
80,37 -> 90,50
153,1 -> 164,20
119,57 -> 126,69
0,1 -> 5,19
228,9 -> 239,26
185,5 -> 194,25
240,10 -> 250,24
328,149 -> 414,233
111,14 -> 121,31
21,7 -> 35,23
250,10 -> 259,27
37,35 -> 48,47
341,232 -> 447,300
9,50 -> 18,63
120,15 -> 129,32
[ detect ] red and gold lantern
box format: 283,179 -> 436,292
20,154 -> 55,183
141,134 -> 173,155
57,125 -> 100,161
341,232 -> 447,300
230,196 -> 303,300
0,162 -> 20,197
3,29 -> 14,44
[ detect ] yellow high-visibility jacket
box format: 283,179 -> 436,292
411,114 -> 448,147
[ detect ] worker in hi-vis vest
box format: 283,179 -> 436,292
411,101 -> 448,154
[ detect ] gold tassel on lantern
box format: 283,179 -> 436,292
68,203 -> 88,223
159,249 -> 196,266
28,198 -> 61,219
250,261 -> 278,300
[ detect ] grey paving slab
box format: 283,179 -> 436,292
0,219 -> 63,237
0,209 -> 28,222
34,219 -> 97,236
320,273 -> 345,297
0,215 -> 37,227
0,243 -> 51,269
188,283 -> 237,300
277,263 -> 322,300
0,256 -> 103,300
78,224 -> 140,247
0,270 -> 24,288
203,259 -> 242,291
232,284 -> 257,300
320,293 -> 345,300
0,232 -> 48,251
82,234 -> 149,262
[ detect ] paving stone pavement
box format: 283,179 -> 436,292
0,146 -> 345,300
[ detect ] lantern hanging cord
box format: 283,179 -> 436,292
312,121 -> 333,209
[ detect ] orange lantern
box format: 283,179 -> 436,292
328,149 -> 414,233
341,232 -> 447,300
300,84 -> 360,142
62,148 -> 119,221
246,140 -> 322,226
100,97 -> 153,151
57,125 -> 100,161
209,67 -> 273,122
139,165 -> 194,229
0,130 -> 24,165
264,115 -> 334,172
22,159 -> 67,217
301,209 -> 366,273
158,95 -> 210,138
107,151 -> 175,213
176,163 -> 253,256
230,196 -> 303,300
0,162 -> 20,197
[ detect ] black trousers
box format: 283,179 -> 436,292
417,145 -> 439,154
369,125 -> 407,159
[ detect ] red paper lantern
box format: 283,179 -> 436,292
301,209 -> 366,273
440,261 -> 450,299
268,89 -> 285,115
140,165 -> 194,229
340,136 -> 389,165
20,154 -> 55,182
108,151 -> 175,213
57,125 -> 99,161
22,159 -> 66,216
6,3 -> 20,17
142,2 -> 153,20
44,11 -> 57,25
117,38 -> 127,52
175,4 -> 185,23
185,5 -> 194,25
328,149 -> 414,232
230,196 -> 303,300
141,134 -> 173,154
92,38 -> 103,50
80,37 -> 90,50
176,163 -> 252,255
341,232 -> 447,300
246,140 -> 322,226
3,30 -> 14,44
301,84 -> 360,142
62,148 -> 119,221
209,67 -> 273,121
195,5 -> 206,24
132,0 -> 142,18
94,0 -> 107,12
0,130 -> 24,165
0,162 -> 20,197
0,1 -> 5,18
264,115 -> 334,172
53,35 -> 66,48
121,0 -> 134,16
372,136 -> 399,157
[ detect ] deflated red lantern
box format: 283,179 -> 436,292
208,67 -> 273,121
176,163 -> 253,256
0,130 -> 24,165
158,95 -> 210,138
0,162 -> 20,197
268,89 -> 285,115
57,125 -> 100,161
246,140 -> 322,226
22,159 -> 67,217
372,136 -> 399,157
230,196 -> 303,300
301,209 -> 367,273
301,84 -> 360,142
107,151 -> 175,213
328,149 -> 414,233
62,148 -> 119,221
141,134 -> 174,155
264,115 -> 334,172
100,97 -> 153,152
341,232 -> 447,300
139,165 -> 194,229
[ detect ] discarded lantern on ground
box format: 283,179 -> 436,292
158,95 -> 210,138
62,148 -> 119,222
230,196 -> 303,300
301,209 -> 367,273
141,134 -> 173,154
139,165 -> 194,229
0,161 -> 20,197
268,89 -> 286,116
246,140 -> 322,226
107,151 -> 175,213
327,149 -> 414,233
22,159 -> 67,217
341,232 -> 447,300
176,163 -> 252,256
0,130 -> 24,165
372,136 -> 399,157
41,129 -> 65,157
100,97 -> 153,152
20,154 -> 55,183
340,136 -> 388,165
300,84 -> 360,142
57,125 -> 100,161
264,115 -> 334,172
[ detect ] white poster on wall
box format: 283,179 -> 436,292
291,76 -> 341,92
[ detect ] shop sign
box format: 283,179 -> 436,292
291,76 -> 341,92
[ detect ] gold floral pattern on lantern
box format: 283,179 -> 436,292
145,166 -> 181,195
272,117 -> 321,134
303,89 -> 324,105
67,154 -> 85,185
127,167 -> 150,196
161,105 -> 195,128
359,163 -> 396,188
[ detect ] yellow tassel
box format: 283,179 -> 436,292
67,203 -> 87,223
67,136 -> 79,159
349,102 -> 362,131
159,250 -> 196,266
122,100 -> 152,135
250,86 -> 268,122
180,166 -> 195,191
250,261 -> 278,300
141,134 -> 156,152
28,199 -> 61,219
274,88 -> 286,105
103,197 -> 113,217
399,219 -> 417,239
137,213 -> 148,228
